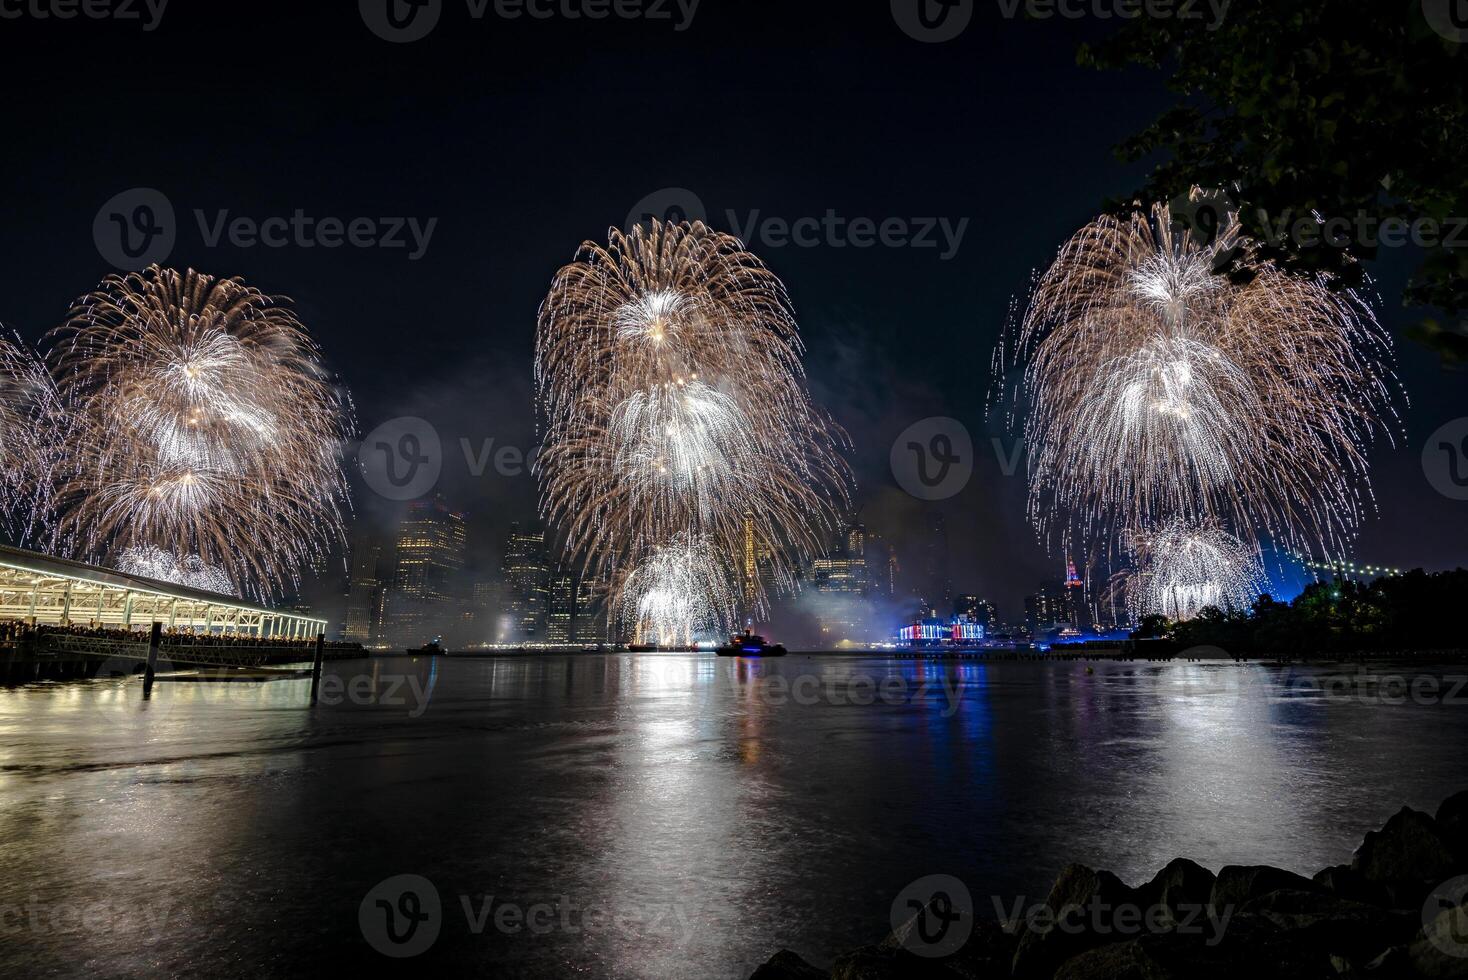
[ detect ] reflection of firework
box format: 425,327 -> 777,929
117,545 -> 235,595
999,199 -> 1401,559
1126,520 -> 1267,621
616,535 -> 737,646
43,266 -> 353,599
0,332 -> 56,535
537,220 -> 850,635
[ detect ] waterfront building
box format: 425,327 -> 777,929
383,496 -> 467,648
502,522 -> 551,641
344,528 -> 386,646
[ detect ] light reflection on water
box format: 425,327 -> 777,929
1,655 -> 1465,978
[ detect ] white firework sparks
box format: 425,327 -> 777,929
997,197 -> 1403,561
1126,520 -> 1268,621
116,545 -> 235,596
537,220 -> 851,636
615,535 -> 737,647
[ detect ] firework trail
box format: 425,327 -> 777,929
1126,519 -> 1267,622
997,198 -> 1402,563
0,331 -> 57,537
41,266 -> 354,599
536,219 -> 851,642
614,534 -> 738,647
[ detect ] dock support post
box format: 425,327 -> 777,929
310,633 -> 325,705
142,621 -> 162,697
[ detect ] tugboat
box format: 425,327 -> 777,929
716,629 -> 787,658
408,637 -> 445,656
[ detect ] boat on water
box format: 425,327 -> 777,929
716,629 -> 788,658
407,639 -> 445,656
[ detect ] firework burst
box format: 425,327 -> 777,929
615,534 -> 738,647
42,266 -> 354,599
536,220 -> 851,641
1125,519 -> 1268,622
997,198 -> 1402,561
0,331 -> 57,536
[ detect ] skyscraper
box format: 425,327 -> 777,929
502,522 -> 551,641
382,496 -> 467,648
344,528 -> 385,646
547,572 -> 575,643
922,510 -> 951,617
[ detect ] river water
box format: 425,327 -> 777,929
2,654 -> 1466,977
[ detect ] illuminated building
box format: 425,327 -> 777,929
383,496 -> 468,647
955,594 -> 997,629
502,522 -> 551,641
1062,556 -> 1092,630
898,618 -> 986,647
547,573 -> 575,643
344,528 -> 385,646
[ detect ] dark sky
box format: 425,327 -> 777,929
1,0 -> 1463,625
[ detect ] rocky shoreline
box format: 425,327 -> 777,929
750,790 -> 1468,979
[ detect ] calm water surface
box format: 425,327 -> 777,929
3,654 -> 1467,978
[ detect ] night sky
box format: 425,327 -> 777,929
2,0 -> 1463,625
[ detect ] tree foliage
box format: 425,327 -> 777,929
1080,0 -> 1468,362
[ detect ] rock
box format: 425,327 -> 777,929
1052,923 -> 1326,980
1313,865 -> 1392,908
1237,889 -> 1418,961
1209,865 -> 1319,916
1408,905 -> 1468,978
1010,864 -> 1141,980
881,912 -> 1015,980
750,949 -> 828,980
1351,808 -> 1458,889
829,944 -> 958,980
1139,858 -> 1217,926
1437,791 -> 1468,866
